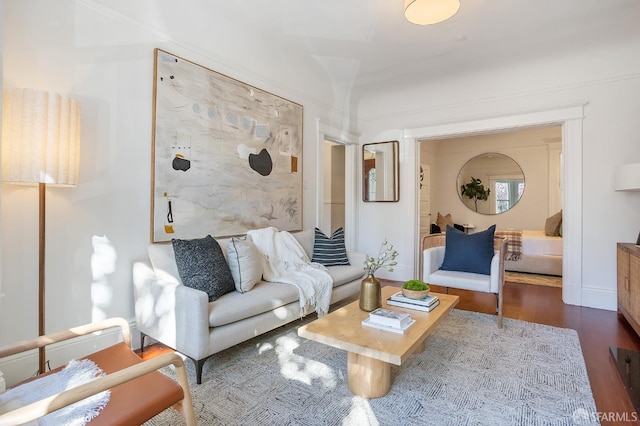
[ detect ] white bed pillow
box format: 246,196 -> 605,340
226,237 -> 263,292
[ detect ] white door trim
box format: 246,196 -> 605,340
316,119 -> 359,251
407,103 -> 586,306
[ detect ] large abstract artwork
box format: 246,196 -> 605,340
151,49 -> 303,242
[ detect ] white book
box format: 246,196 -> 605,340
389,291 -> 439,307
368,308 -> 412,328
387,298 -> 441,312
362,318 -> 416,334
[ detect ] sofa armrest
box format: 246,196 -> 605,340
422,246 -> 445,282
133,261 -> 210,360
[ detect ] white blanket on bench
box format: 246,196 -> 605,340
0,358 -> 110,426
247,227 -> 333,317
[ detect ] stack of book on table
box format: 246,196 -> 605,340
361,308 -> 416,334
386,291 -> 440,312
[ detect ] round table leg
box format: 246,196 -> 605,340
347,352 -> 391,398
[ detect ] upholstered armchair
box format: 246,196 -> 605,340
420,231 -> 507,328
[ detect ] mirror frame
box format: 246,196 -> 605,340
362,140 -> 399,202
457,152 -> 525,214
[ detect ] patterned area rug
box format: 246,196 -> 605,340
505,271 -> 563,288
146,310 -> 598,426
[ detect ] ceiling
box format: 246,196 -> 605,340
91,0 -> 640,101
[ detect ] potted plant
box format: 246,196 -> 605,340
460,177 -> 490,212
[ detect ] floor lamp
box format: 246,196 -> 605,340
1,88 -> 81,374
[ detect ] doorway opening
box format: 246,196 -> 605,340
410,103 -> 584,306
321,140 -> 346,234
417,125 -> 564,287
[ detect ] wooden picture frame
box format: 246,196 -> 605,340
151,49 -> 303,242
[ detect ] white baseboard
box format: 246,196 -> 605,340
580,287 -> 617,311
0,319 -> 139,388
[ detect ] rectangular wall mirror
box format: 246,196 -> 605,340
363,140 -> 399,202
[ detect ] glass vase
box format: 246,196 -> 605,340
359,273 -> 382,312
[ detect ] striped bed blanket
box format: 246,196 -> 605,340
495,229 -> 522,261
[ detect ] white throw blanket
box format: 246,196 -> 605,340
247,227 -> 333,317
0,358 -> 110,426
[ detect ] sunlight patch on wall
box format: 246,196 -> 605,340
91,235 -> 116,322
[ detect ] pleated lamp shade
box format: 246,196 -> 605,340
404,0 -> 460,25
2,88 -> 81,186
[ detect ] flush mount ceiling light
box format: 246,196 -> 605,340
404,0 -> 460,25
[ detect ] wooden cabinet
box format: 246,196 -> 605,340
618,243 -> 640,337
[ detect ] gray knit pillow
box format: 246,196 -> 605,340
172,235 -> 235,301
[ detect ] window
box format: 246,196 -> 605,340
495,179 -> 524,213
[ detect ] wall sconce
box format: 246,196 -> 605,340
615,163 -> 640,191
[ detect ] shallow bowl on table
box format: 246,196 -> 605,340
401,288 -> 430,299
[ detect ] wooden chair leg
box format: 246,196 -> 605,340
173,354 -> 197,426
496,292 -> 504,329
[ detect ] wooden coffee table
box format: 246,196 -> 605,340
298,286 -> 459,398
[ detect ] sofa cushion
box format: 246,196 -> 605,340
226,237 -> 263,293
292,229 -> 314,259
325,263 -> 365,288
172,235 -> 235,302
208,281 -> 299,327
440,225 -> 496,276
311,227 -> 350,266
429,269 -> 492,293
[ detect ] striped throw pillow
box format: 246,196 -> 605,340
311,227 -> 350,266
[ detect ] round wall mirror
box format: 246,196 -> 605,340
457,153 -> 525,214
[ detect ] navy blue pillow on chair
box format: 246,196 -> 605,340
440,224 -> 496,275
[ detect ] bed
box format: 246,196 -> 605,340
499,230 -> 562,276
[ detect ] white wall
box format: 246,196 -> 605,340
356,39 -> 640,312
0,2 -> 5,392
0,0 -> 355,384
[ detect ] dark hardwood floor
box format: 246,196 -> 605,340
141,279 -> 640,425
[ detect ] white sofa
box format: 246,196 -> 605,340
133,229 -> 366,384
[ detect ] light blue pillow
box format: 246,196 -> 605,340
227,237 -> 263,293
440,225 -> 496,275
